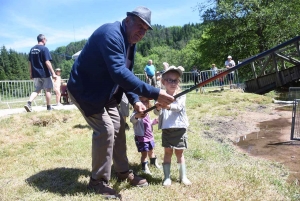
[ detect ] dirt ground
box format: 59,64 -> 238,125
201,103 -> 300,184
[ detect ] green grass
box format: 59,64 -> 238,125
0,90 -> 299,200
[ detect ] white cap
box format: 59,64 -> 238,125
162,65 -> 183,76
162,62 -> 169,69
177,66 -> 185,72
227,55 -> 232,59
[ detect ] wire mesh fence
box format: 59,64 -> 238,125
0,79 -> 69,109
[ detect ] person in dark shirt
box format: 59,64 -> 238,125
67,6 -> 174,199
192,66 -> 199,92
24,34 -> 56,112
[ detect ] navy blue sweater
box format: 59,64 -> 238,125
68,21 -> 159,116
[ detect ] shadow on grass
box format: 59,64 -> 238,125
25,167 -> 90,196
26,164 -> 162,196
73,124 -> 91,129
111,162 -> 163,190
268,141 -> 300,146
208,89 -> 223,93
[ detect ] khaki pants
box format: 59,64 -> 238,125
147,75 -> 156,87
69,92 -> 128,181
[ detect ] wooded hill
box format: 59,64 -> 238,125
1,0 -> 299,81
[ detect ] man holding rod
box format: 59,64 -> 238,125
67,6 -> 173,199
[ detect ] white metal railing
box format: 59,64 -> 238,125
195,69 -> 242,89
138,69 -> 241,90
0,79 -> 69,109
0,71 -> 240,109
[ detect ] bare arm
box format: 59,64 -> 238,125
144,71 -> 148,80
133,101 -> 147,114
45,60 -> 57,79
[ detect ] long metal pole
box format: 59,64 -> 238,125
143,36 -> 300,113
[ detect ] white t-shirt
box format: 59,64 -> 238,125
154,95 -> 189,129
211,67 -> 218,76
225,60 -> 235,74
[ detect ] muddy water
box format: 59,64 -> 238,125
234,106 -> 300,183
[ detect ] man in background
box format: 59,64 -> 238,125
192,66 -> 199,92
144,59 -> 156,87
24,34 -> 56,112
225,55 -> 236,88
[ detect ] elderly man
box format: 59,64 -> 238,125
225,55 -> 236,88
67,6 -> 174,199
144,59 -> 156,87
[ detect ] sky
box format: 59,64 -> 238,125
0,0 -> 205,54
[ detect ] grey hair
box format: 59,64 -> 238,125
37,34 -> 45,42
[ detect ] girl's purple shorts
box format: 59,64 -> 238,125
134,137 -> 155,152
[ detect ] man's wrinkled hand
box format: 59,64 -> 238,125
134,101 -> 147,113
156,89 -> 174,107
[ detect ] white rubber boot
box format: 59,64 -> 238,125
162,163 -> 171,186
178,163 -> 192,185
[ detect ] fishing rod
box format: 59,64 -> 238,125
143,35 -> 300,114
143,67 -> 235,113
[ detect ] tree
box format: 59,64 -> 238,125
196,0 -> 300,80
60,60 -> 74,79
179,39 -> 202,71
0,46 -> 11,79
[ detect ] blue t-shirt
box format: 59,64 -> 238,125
144,64 -> 155,77
28,45 -> 52,78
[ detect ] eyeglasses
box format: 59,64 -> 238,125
164,78 -> 180,84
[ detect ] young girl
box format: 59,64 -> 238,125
53,68 -> 62,106
130,96 -> 161,175
154,66 -> 191,186
155,71 -> 161,89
